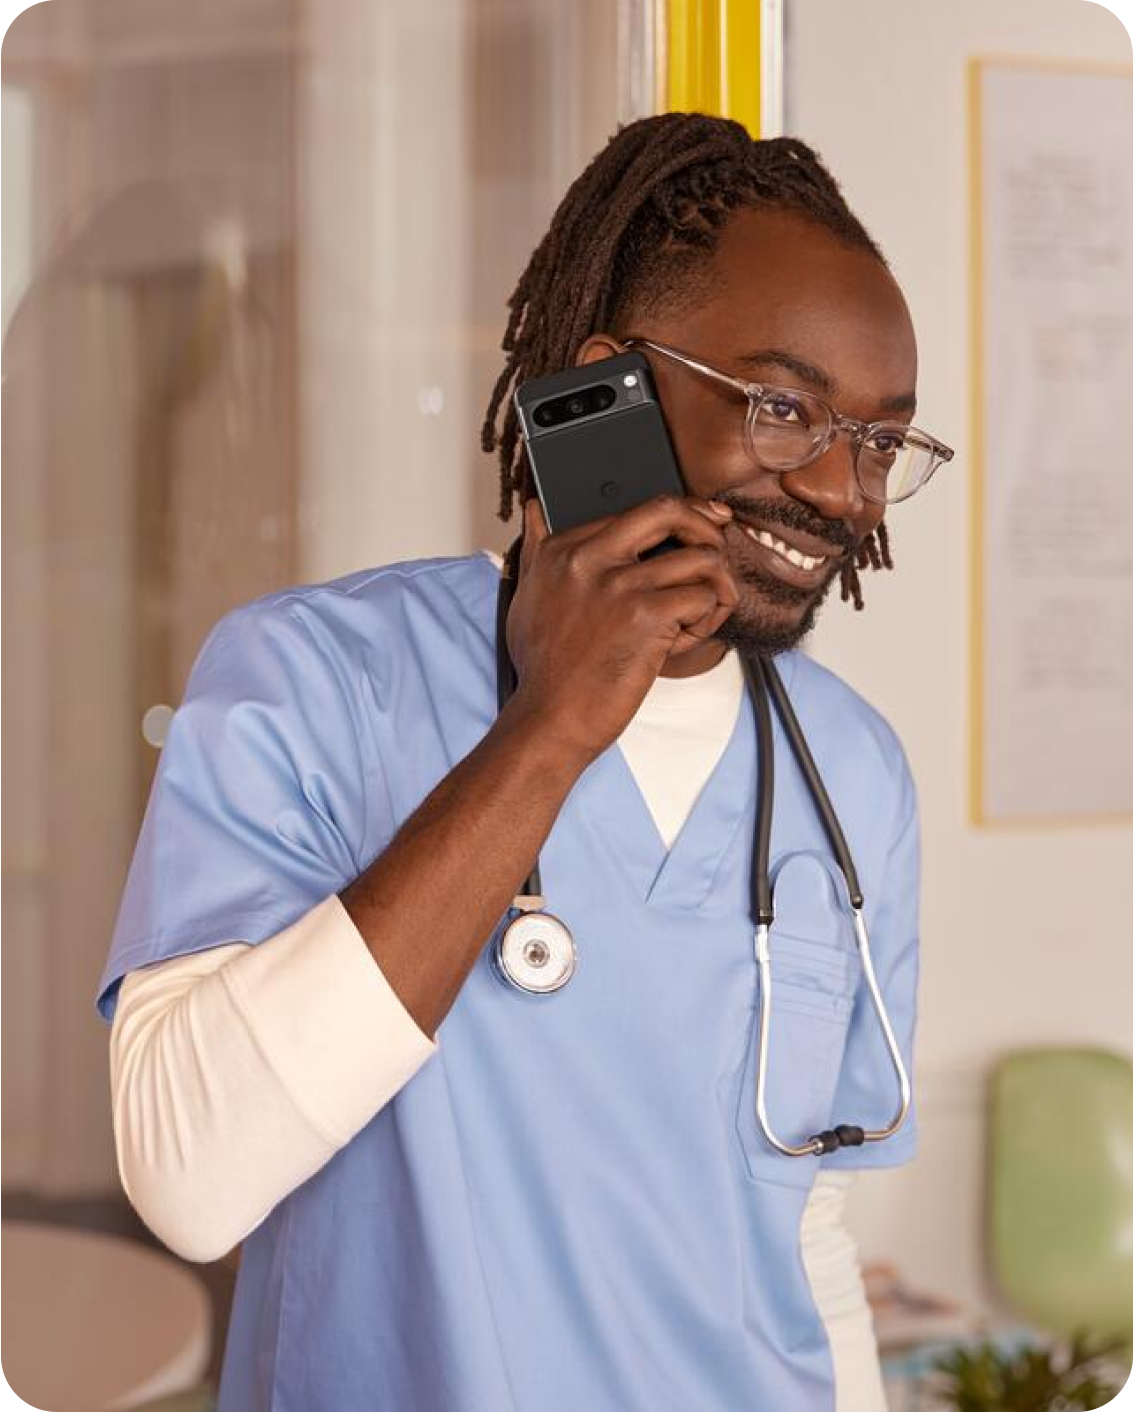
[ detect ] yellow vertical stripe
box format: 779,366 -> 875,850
722,0 -> 763,136
664,0 -> 761,137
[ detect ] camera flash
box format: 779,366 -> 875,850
623,374 -> 638,387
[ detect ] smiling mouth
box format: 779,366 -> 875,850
734,521 -> 834,574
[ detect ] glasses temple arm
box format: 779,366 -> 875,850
622,337 -> 759,399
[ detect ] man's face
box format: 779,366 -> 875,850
576,206 -> 919,656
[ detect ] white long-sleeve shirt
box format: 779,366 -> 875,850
108,548 -> 888,1409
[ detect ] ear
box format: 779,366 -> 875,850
574,332 -> 624,367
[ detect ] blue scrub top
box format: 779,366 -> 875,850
96,550 -> 920,1411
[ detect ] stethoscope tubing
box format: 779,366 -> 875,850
741,651 -> 911,1154
493,539 -> 911,1156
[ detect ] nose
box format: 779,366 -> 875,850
776,427 -> 867,524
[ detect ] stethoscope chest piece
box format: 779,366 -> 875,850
491,908 -> 577,994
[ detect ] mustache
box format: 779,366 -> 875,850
717,496 -> 859,554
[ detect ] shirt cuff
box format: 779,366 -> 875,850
219,892 -> 439,1148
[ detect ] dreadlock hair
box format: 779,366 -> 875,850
481,112 -> 896,610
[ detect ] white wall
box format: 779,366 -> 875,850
786,0 -> 1132,1313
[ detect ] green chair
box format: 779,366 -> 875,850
988,1047 -> 1133,1346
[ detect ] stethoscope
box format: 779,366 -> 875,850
490,548 -> 912,1158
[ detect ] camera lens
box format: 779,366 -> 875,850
567,397 -> 585,416
594,385 -> 615,411
534,404 -> 556,427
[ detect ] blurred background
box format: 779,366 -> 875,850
2,0 -> 1131,1408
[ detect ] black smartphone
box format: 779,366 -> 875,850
513,350 -> 687,559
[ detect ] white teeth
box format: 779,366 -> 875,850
740,523 -> 827,571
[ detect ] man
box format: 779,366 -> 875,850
99,114 -> 943,1409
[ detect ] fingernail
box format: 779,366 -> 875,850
706,499 -> 733,519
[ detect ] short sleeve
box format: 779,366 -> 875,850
820,750 -> 921,1171
96,598 -> 368,1025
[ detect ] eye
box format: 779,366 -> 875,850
865,422 -> 915,455
763,393 -> 809,425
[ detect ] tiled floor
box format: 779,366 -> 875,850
1,1189 -> 238,1392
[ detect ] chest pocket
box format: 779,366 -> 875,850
733,851 -> 861,1190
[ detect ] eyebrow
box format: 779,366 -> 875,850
734,348 -> 918,416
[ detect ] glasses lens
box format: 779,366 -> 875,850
744,391 -> 940,504
745,389 -> 830,469
858,428 -> 938,503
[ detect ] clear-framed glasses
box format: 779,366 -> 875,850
619,336 -> 954,506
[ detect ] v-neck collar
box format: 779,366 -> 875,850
602,702 -> 753,909
568,650 -> 800,913
478,549 -> 800,913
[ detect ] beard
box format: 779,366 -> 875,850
707,495 -> 858,657
711,561 -> 842,655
